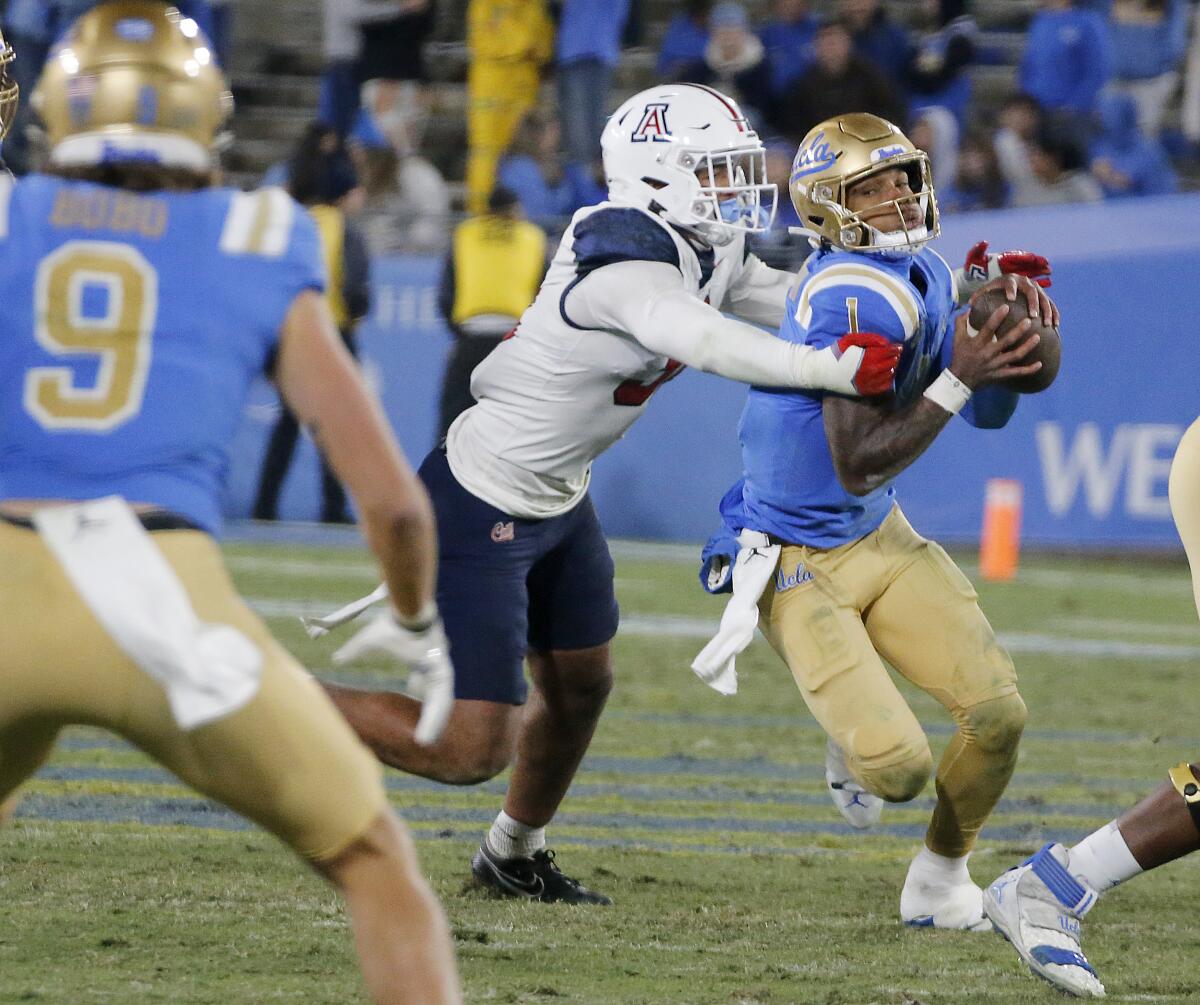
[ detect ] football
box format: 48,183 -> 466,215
967,286 -> 1061,393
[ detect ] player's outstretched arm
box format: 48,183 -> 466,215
720,254 -> 796,328
277,291 -> 452,743
276,290 -> 436,620
827,301 -> 1040,496
568,260 -> 899,396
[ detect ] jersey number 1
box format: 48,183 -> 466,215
24,240 -> 158,431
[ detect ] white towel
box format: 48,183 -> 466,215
34,497 -> 262,731
691,530 -> 780,696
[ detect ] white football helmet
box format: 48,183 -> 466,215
601,83 -> 776,247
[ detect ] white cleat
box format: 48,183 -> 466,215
901,854 -> 992,931
984,843 -> 1106,998
824,738 -> 883,829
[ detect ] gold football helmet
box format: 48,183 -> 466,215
32,1 -> 231,170
789,113 -> 939,253
0,28 -> 17,142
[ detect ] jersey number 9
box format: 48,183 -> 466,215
24,240 -> 158,431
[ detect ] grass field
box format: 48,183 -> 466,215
2,534 -> 1199,1005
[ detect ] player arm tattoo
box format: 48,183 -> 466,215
823,395 -> 954,497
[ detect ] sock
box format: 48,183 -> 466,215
911,845 -> 972,885
486,811 -> 546,860
1068,821 -> 1142,893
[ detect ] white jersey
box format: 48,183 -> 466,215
447,201 -> 786,519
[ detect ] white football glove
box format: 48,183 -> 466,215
333,610 -> 455,746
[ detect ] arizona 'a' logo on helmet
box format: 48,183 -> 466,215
790,113 -> 939,253
0,28 -> 17,141
32,1 -> 232,170
601,83 -> 776,247
631,102 -> 670,143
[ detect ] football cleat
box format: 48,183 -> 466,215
901,852 -> 991,931
983,843 -> 1105,998
470,844 -> 613,905
824,738 -> 883,829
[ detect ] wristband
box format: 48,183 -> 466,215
923,369 -> 973,415
394,599 -> 439,633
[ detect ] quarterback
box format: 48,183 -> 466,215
315,82 -> 903,904
698,112 -> 1058,930
0,6 -> 460,1003
981,418 -> 1200,998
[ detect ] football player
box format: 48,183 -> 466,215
981,417 -> 1200,999
313,82 -> 904,904
696,112 -> 1058,929
0,6 -> 460,1003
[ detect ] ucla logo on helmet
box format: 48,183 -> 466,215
869,144 -> 906,163
115,17 -> 155,42
792,130 -> 839,180
631,102 -> 671,143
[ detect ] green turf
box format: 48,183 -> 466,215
2,541 -> 1198,1004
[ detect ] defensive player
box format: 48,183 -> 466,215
982,418 -> 1200,999
697,112 -> 1058,929
313,82 -> 904,904
0,7 -> 459,1003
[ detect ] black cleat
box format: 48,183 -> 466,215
470,844 -> 613,905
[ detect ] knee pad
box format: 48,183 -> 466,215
961,692 -> 1028,753
858,744 -> 934,803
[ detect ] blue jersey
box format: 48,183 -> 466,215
0,174 -> 325,534
738,244 -> 958,548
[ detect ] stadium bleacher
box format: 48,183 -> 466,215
219,0 -> 1196,205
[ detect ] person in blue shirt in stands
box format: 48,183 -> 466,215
1107,0 -> 1190,137
554,0 -> 632,172
1090,90 -> 1179,197
758,0 -> 819,100
0,7 -> 460,1002
1019,0 -> 1113,116
656,0 -> 712,80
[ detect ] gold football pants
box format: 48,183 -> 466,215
0,523 -> 387,862
759,506 -> 1026,858
1170,417 -> 1200,621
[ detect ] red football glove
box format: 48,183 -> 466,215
836,331 -> 901,397
964,240 -> 1052,288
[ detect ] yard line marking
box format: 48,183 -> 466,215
1046,615 -> 1200,640
51,735 -> 1170,789
31,766 -> 1129,820
246,598 -> 1200,661
11,792 -> 1100,847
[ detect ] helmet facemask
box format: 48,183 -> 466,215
678,144 -> 777,246
808,152 -> 938,253
0,34 -> 17,142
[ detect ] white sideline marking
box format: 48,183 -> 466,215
249,598 -> 1200,661
228,544 -> 1192,599
1048,615 -> 1200,640
226,555 -> 377,577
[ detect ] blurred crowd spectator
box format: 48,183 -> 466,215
4,0 -> 1199,250
1107,0 -> 1189,136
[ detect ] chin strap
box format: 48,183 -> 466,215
1168,763 -> 1200,833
